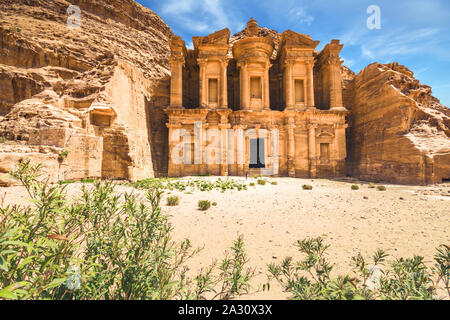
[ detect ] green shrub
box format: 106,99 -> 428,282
377,186 -> 387,191
351,184 -> 360,190
249,182 -> 255,187
257,179 -> 267,186
57,150 -> 69,162
302,184 -> 313,190
198,200 -> 211,211
167,195 -> 180,206
267,237 -> 450,300
132,178 -> 247,193
0,161 -> 255,300
212,202 -> 217,206
369,183 -> 376,189
270,181 -> 278,185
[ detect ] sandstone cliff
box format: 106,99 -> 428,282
0,0 -> 172,184
1,1 -> 449,185
346,62 -> 450,184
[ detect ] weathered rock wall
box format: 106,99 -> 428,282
0,0 -> 172,184
346,63 -> 450,185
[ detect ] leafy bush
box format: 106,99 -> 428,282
198,200 -> 211,211
132,178 -> 247,193
0,161 -> 255,300
351,185 -> 360,190
267,237 -> 449,300
368,183 -> 376,189
249,183 -> 255,187
57,150 -> 69,162
270,181 -> 278,185
167,196 -> 180,206
212,202 -> 217,207
377,186 -> 387,191
302,185 -> 313,190
257,179 -> 267,186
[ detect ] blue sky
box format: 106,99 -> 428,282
137,0 -> 450,107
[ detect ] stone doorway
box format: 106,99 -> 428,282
249,138 -> 266,169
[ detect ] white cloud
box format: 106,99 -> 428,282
361,28 -> 441,61
342,57 -> 355,68
361,45 -> 375,60
161,0 -> 244,34
186,41 -> 194,50
290,7 -> 315,26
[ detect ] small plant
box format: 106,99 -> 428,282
212,202 -> 217,206
198,200 -> 211,211
267,237 -> 450,300
257,179 -> 267,186
369,183 -> 376,189
377,185 -> 387,191
167,195 -> 180,206
57,150 -> 69,162
302,184 -> 313,190
270,181 -> 278,185
351,184 -> 360,190
132,177 -> 247,193
1,160 -> 256,300
249,182 -> 255,187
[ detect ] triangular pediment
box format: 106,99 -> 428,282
194,28 -> 231,49
280,30 -> 320,49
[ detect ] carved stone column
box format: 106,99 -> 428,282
286,116 -> 296,177
284,61 -> 294,109
200,123 -> 209,175
233,124 -> 247,176
328,57 -> 343,109
220,59 -> 229,109
198,59 -> 207,108
306,60 -> 315,108
264,62 -> 271,110
218,109 -> 231,176
170,57 -> 184,107
308,123 -> 318,178
240,63 -> 250,110
219,123 -> 230,176
166,122 -> 183,177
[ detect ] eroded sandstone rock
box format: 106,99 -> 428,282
0,0 -> 172,182
346,62 -> 450,184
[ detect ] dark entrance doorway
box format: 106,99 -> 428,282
249,138 -> 266,169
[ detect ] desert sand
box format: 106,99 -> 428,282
1,177 -> 449,299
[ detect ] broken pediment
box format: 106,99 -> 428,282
279,30 -> 320,50
169,36 -> 186,50
89,103 -> 116,127
317,127 -> 335,138
193,28 -> 231,50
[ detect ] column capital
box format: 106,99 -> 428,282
237,60 -> 249,69
220,57 -> 230,66
166,123 -> 183,129
232,124 -> 247,130
325,56 -> 343,66
305,60 -> 315,67
334,123 -> 348,129
267,124 -> 280,130
308,123 -> 319,130
219,123 -> 231,130
197,58 -> 208,66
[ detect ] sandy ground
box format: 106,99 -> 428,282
1,177 -> 449,299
